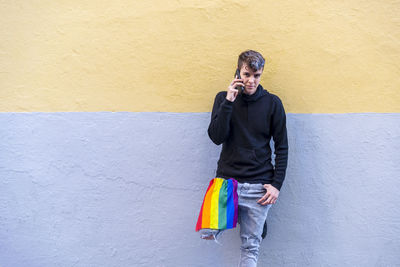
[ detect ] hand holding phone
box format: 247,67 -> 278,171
234,69 -> 245,94
226,69 -> 245,102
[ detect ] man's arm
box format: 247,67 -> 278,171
258,95 -> 288,205
270,95 -> 289,191
207,92 -> 234,145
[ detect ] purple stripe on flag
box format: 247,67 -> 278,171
232,179 -> 238,227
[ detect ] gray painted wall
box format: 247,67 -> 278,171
1,112 -> 399,267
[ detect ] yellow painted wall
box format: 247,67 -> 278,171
1,0 -> 399,113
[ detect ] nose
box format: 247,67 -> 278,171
248,76 -> 255,84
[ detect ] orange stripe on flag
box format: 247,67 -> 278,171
201,180 -> 216,228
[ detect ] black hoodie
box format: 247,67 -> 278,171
207,84 -> 288,190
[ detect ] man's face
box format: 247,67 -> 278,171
239,63 -> 263,95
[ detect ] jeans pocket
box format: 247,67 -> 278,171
249,184 -> 267,196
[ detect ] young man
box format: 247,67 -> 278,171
202,50 -> 289,266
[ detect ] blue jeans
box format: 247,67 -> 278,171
199,182 -> 273,267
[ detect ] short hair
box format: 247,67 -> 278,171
237,50 -> 265,72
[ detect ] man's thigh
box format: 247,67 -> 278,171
238,183 -> 272,241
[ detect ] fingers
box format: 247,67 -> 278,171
261,184 -> 279,205
265,195 -> 275,205
257,191 -> 278,205
230,82 -> 245,91
261,197 -> 275,205
257,192 -> 269,204
226,88 -> 239,102
261,195 -> 273,205
227,77 -> 243,102
228,88 -> 239,95
231,77 -> 244,85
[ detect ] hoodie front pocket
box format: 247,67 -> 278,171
227,147 -> 261,167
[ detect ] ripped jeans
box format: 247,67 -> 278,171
199,182 -> 273,267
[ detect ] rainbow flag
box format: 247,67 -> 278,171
195,178 -> 238,231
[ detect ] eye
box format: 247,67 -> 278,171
255,74 -> 260,78
245,73 -> 250,77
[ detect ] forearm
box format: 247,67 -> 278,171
208,98 -> 233,145
271,140 -> 288,191
270,95 -> 288,191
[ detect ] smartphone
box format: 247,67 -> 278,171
234,68 -> 245,93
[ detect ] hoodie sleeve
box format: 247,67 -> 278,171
270,95 -> 289,191
207,92 -> 234,145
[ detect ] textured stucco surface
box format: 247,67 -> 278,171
1,0 -> 399,112
1,112 -> 399,266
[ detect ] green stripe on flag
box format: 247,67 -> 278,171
218,180 -> 228,229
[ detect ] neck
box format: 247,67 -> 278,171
244,90 -> 256,95
240,84 -> 265,102
244,86 -> 259,96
